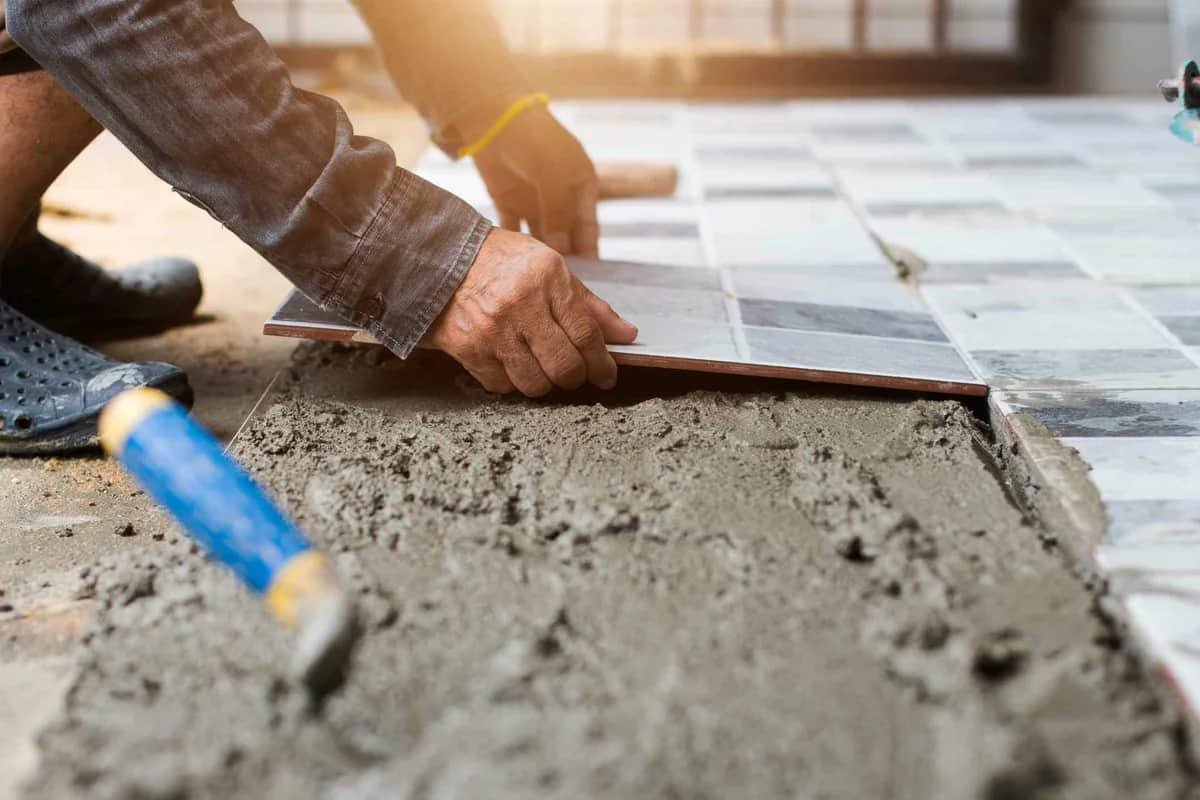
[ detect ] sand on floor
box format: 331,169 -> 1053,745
21,345 -> 1197,800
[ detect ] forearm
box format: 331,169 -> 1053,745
5,0 -> 489,355
352,0 -> 531,155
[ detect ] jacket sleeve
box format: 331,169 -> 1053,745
5,0 -> 491,356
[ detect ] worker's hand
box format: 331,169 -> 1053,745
470,104 -> 599,257
423,228 -> 637,396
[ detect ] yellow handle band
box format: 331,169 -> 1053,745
98,387 -> 173,457
457,92 -> 550,159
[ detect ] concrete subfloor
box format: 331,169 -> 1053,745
0,99 -> 427,800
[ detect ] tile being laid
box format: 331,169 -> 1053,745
587,281 -> 729,325
263,257 -> 985,396
739,299 -> 948,343
743,327 -> 979,389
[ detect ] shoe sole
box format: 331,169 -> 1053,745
0,371 -> 194,457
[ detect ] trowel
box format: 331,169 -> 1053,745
99,388 -> 361,705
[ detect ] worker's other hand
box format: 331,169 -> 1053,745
471,104 -> 599,257
423,228 -> 637,396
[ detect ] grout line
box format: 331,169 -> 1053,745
680,105 -> 752,362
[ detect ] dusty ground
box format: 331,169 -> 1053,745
17,345 -> 1199,800
0,99 -> 426,799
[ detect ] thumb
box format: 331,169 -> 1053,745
578,281 -> 638,344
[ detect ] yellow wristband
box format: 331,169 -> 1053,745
457,92 -> 550,159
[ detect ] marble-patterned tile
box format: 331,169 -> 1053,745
730,263 -> 901,283
588,281 -> 729,325
992,174 -> 1172,218
997,390 -> 1200,438
597,198 -> 701,227
1063,437 -> 1200,501
739,299 -> 948,343
922,281 -> 1131,314
599,237 -> 709,268
812,143 -> 960,168
865,217 -> 1070,265
698,162 -> 836,201
836,169 -> 1001,212
1097,544 -> 1200,574
599,221 -> 701,239
941,310 -> 1170,352
918,262 -> 1091,284
808,122 -> 924,143
731,273 -> 926,312
706,199 -> 884,268
1059,233 -> 1200,285
744,327 -> 979,385
609,318 -> 741,362
971,349 -> 1200,391
1105,500 -> 1200,547
955,144 -> 1085,170
1023,106 -> 1139,127
566,258 -> 721,291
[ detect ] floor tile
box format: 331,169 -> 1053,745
1060,233 -> 1200,285
599,221 -> 701,238
743,327 -> 979,385
972,349 -> 1200,391
808,122 -> 924,143
940,311 -> 1171,352
599,237 -> 709,268
706,199 -> 883,268
916,262 -> 1091,283
698,162 -> 836,200
739,299 -> 948,343
609,318 -> 741,362
596,198 -> 701,226
992,174 -> 1172,218
997,390 -> 1200,438
835,169 -> 1001,211
1063,437 -> 1200,501
730,273 -> 925,312
589,281 -> 729,325
1105,500 -> 1200,547
864,217 -> 1070,265
566,258 -> 721,291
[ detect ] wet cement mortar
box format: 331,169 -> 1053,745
24,346 -> 1199,799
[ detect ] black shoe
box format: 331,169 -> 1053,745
0,234 -> 203,339
0,299 -> 191,455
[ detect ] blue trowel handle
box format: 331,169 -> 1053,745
98,388 -> 312,595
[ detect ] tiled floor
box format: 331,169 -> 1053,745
266,97 -> 1200,729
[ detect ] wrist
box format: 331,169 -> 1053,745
435,92 -> 549,160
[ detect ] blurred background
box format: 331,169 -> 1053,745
235,0 -> 1180,96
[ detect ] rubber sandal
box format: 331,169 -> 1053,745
0,299 -> 191,456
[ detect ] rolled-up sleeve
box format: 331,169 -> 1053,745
5,0 -> 488,355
